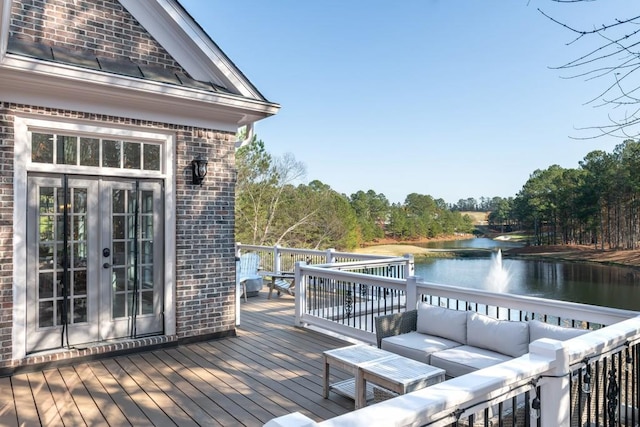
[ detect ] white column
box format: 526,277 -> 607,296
294,261 -> 306,326
274,245 -> 281,273
403,253 -> 415,277
529,338 -> 571,427
326,248 -> 336,264
406,276 -> 418,311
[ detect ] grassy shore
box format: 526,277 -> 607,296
354,241 -> 640,269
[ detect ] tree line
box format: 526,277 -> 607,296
236,136 -> 640,251
235,137 -> 475,250
498,139 -> 640,250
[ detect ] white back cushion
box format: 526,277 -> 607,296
416,303 -> 467,344
529,319 -> 588,342
467,312 -> 529,357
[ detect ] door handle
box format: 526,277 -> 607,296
103,262 -> 111,269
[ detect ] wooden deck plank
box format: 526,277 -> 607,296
89,361 -> 150,426
42,368 -> 86,425
114,356 -> 200,427
25,371 -> 64,426
5,292 -> 357,426
164,347 -> 268,425
219,329 -> 352,401
0,377 -> 18,427
57,365 -> 109,426
100,358 -> 178,426
191,341 -> 346,421
72,363 -> 131,426
136,352 -> 224,427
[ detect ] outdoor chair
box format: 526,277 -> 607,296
273,277 -> 295,297
237,253 -> 262,302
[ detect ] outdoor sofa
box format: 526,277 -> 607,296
375,303 -> 589,378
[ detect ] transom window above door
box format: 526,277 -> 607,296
31,132 -> 162,172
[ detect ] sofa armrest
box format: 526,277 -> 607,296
374,309 -> 417,348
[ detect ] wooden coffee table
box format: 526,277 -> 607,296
355,354 -> 445,409
322,344 -> 396,404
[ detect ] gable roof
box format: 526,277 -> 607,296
0,0 -> 279,130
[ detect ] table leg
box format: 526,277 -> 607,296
355,369 -> 366,409
323,356 -> 329,398
268,277 -> 275,299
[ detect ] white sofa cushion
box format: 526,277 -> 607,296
381,331 -> 462,364
430,345 -> 513,378
416,303 -> 467,344
467,312 -> 529,358
529,319 -> 588,342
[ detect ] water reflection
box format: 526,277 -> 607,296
415,257 -> 640,311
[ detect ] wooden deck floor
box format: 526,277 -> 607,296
0,292 -> 356,426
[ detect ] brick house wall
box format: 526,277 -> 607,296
0,106 -> 13,366
0,0 -> 271,370
10,0 -> 184,72
0,103 -> 237,368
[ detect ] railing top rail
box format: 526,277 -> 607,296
236,244 -> 270,252
312,257 -> 409,269
236,244 -> 397,261
298,264 -> 406,289
417,280 -> 639,325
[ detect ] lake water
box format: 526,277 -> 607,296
413,238 -> 640,311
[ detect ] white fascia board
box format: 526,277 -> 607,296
0,55 -> 279,129
120,0 -> 265,101
0,0 -> 11,60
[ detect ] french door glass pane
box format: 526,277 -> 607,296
111,186 -> 156,319
37,184 -> 89,329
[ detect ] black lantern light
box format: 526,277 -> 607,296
192,155 -> 208,185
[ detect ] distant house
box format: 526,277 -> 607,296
0,0 -> 279,371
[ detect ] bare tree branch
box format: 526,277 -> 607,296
540,2 -> 640,138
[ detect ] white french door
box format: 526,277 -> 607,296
26,175 -> 164,353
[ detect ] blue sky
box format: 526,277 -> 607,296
181,0 -> 635,205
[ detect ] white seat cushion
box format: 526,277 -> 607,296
381,331 -> 461,364
430,345 -> 513,378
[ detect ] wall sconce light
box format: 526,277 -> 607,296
192,155 -> 208,186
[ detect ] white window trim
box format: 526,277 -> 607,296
13,116 -> 177,360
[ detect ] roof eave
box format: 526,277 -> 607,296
0,55 -> 280,129
119,0 -> 269,102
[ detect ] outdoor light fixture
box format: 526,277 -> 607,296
582,365 -> 592,394
192,155 -> 208,186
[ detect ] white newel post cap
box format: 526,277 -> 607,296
263,412 -> 317,427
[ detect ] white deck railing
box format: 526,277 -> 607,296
241,245 -> 640,427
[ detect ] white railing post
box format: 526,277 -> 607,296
529,338 -> 571,427
235,255 -> 241,326
295,261 -> 306,326
407,276 -> 418,311
274,245 -> 281,273
326,248 -> 336,264
404,253 -> 414,278
235,242 -> 242,258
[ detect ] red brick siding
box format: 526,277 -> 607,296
0,103 -> 237,367
0,106 -> 13,365
10,0 -> 185,72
